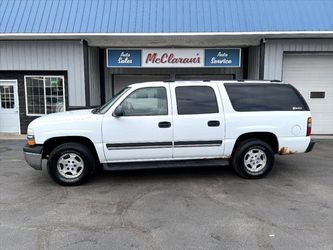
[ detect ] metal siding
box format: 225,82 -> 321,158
248,46 -> 260,80
0,40 -> 85,106
88,47 -> 101,106
264,39 -> 333,80
104,68 -> 113,101
0,0 -> 332,33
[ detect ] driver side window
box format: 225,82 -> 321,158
119,87 -> 168,116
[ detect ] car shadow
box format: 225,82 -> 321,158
91,164 -> 236,184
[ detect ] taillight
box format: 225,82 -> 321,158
306,117 -> 312,136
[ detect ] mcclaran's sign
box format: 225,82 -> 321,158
107,48 -> 241,68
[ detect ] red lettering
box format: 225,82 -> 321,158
145,52 -> 201,65
168,53 -> 174,63
145,53 -> 157,63
161,53 -> 168,63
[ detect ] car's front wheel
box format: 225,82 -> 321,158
231,139 -> 274,179
47,142 -> 95,186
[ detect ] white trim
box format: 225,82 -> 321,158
0,31 -> 333,37
24,75 -> 66,116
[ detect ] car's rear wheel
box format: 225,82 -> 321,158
47,142 -> 95,186
231,139 -> 274,178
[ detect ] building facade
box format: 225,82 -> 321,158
0,0 -> 332,134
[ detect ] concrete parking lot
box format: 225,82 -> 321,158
0,139 -> 332,250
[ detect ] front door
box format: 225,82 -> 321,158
170,82 -> 225,159
0,80 -> 20,133
102,83 -> 173,162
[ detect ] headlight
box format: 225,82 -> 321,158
27,128 -> 36,146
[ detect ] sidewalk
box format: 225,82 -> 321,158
0,133 -> 26,140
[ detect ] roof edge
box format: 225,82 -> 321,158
1,31 -> 333,37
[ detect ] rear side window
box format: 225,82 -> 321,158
176,86 -> 219,115
225,83 -> 309,112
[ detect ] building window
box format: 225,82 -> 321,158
25,76 -> 65,116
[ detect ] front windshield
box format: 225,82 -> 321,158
97,87 -> 130,114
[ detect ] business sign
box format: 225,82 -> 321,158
107,49 -> 141,67
142,49 -> 204,68
205,49 -> 241,67
107,48 -> 240,68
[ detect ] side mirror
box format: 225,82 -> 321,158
113,106 -> 124,117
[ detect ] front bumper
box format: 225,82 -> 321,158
23,145 -> 43,170
305,140 -> 316,153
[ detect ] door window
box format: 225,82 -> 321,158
119,87 -> 168,116
175,86 -> 219,115
0,85 -> 15,109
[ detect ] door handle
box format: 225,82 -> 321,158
158,121 -> 171,128
208,120 -> 220,127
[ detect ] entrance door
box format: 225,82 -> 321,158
0,80 -> 20,133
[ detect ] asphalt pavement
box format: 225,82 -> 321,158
0,139 -> 332,250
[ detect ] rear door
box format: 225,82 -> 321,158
170,82 -> 225,159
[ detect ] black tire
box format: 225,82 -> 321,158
231,139 -> 274,179
47,142 -> 96,186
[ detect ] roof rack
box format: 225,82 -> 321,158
270,80 -> 282,82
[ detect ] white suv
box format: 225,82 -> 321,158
23,80 -> 315,185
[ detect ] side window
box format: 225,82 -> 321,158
119,87 -> 168,116
176,86 -> 219,115
225,83 -> 310,111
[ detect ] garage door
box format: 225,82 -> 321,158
114,75 -> 170,94
283,54 -> 333,134
113,74 -> 234,95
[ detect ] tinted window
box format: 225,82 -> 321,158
120,87 -> 168,116
176,86 -> 219,115
225,83 -> 309,112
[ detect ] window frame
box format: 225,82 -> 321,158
24,75 -> 66,116
116,86 -> 169,117
175,85 -> 219,115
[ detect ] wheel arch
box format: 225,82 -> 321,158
232,132 -> 279,155
42,136 -> 100,163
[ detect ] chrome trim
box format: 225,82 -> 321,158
24,152 -> 42,170
107,145 -> 172,150
174,143 -> 222,148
